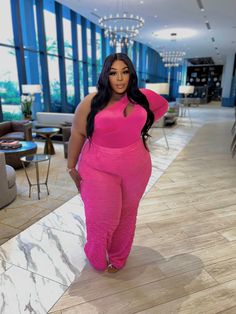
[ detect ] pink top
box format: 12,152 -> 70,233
92,88 -> 168,148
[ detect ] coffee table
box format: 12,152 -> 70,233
36,128 -> 60,155
0,141 -> 37,169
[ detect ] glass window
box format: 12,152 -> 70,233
116,43 -> 121,53
63,7 -> 73,58
47,56 -> 61,111
88,64 -> 93,87
146,50 -> 149,70
0,46 -> 21,120
20,0 -> 38,50
79,61 -> 84,99
105,38 -> 111,56
96,31 -> 102,67
77,19 -> 82,61
0,0 -> 14,45
65,59 -> 74,111
86,26 -> 92,61
136,45 -> 140,71
86,26 -> 92,87
24,50 -> 43,112
128,45 -> 133,61
44,4 -> 58,55
96,30 -> 102,81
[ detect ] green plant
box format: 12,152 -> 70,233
168,107 -> 176,113
21,94 -> 34,117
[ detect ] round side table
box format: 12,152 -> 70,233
20,154 -> 51,200
36,127 -> 59,155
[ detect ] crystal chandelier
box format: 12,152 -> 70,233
98,13 -> 145,47
160,51 -> 186,67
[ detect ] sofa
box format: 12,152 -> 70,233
33,112 -> 74,141
34,112 -> 74,128
0,152 -> 17,209
62,126 -> 71,158
0,120 -> 33,141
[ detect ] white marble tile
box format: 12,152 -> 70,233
67,194 -> 83,205
36,200 -> 86,238
0,259 -> 11,275
0,223 -> 87,286
0,265 -> 67,314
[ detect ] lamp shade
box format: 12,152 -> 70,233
146,83 -> 170,95
22,84 -> 41,94
178,85 -> 194,94
88,86 -> 97,93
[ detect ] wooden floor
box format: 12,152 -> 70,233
49,119 -> 236,313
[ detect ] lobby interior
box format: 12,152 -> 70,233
1,0 -> 236,313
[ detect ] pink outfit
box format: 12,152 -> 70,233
78,88 -> 168,271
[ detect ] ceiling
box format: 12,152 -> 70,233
57,0 -> 236,65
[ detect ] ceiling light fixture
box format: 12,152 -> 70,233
159,32 -> 185,67
196,0 -> 205,11
98,2 -> 144,46
160,50 -> 186,68
154,28 -> 197,40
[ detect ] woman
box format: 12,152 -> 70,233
67,53 -> 168,273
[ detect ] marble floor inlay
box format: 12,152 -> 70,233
0,222 -> 86,286
0,265 -> 67,314
0,104 -> 234,313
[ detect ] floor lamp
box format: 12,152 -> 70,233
146,83 -> 170,149
178,85 -> 194,126
88,86 -> 97,94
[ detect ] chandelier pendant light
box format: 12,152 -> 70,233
98,3 -> 144,47
160,51 -> 186,68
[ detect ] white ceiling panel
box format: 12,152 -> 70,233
57,0 -> 236,64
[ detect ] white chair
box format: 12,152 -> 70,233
146,83 -> 170,149
178,85 -> 194,127
152,116 -> 169,150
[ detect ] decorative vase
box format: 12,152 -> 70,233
23,114 -> 32,121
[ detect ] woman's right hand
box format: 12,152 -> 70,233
68,168 -> 82,192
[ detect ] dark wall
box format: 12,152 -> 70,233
187,65 -> 223,101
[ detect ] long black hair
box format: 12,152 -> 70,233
86,53 -> 154,148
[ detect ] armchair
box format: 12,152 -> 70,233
0,120 -> 33,141
0,152 -> 17,209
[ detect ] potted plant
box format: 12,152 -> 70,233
21,94 -> 34,119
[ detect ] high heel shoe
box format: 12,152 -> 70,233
107,264 -> 119,273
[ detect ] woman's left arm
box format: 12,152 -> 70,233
140,88 -> 169,121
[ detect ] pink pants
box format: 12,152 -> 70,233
78,139 -> 152,271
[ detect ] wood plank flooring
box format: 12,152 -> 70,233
49,118 -> 236,313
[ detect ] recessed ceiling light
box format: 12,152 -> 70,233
154,15 -> 158,18
140,0 -> 144,3
94,8 -> 97,11
154,28 -> 197,39
196,0 -> 205,11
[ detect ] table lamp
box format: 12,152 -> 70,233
146,83 -> 170,95
178,85 -> 194,98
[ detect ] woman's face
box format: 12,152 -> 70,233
108,60 -> 130,94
